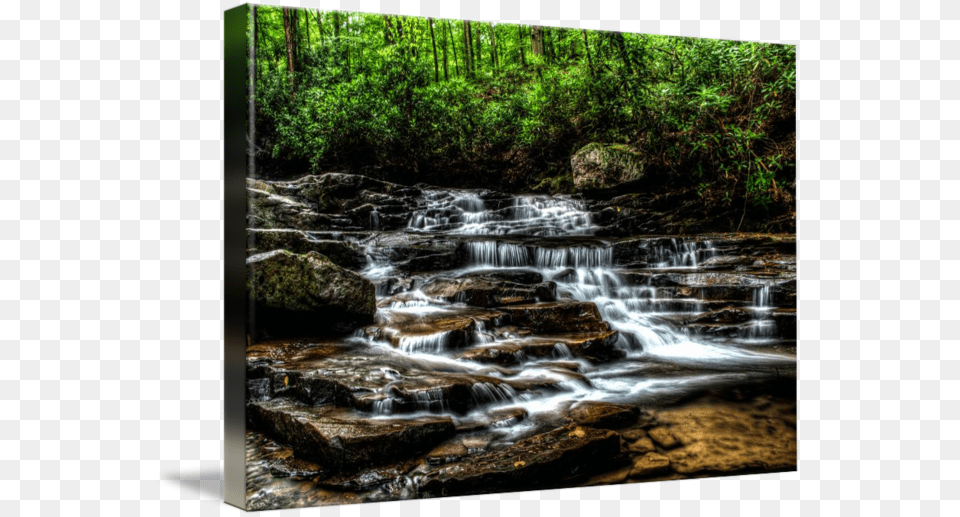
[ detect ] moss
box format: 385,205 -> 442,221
571,143 -> 644,189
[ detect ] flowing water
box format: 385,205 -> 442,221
357,189 -> 795,433
247,184 -> 797,507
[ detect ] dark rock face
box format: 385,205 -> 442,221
248,186 -> 330,231
499,301 -> 609,333
248,399 -> 456,470
365,232 -> 467,273
418,425 -> 621,495
247,250 -> 377,337
248,229 -> 368,270
273,173 -> 423,231
571,143 -> 644,190
460,269 -> 544,284
421,275 -> 557,308
455,329 -> 623,365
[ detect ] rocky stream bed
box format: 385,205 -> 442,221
243,173 -> 797,510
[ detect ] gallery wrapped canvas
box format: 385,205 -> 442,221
225,3 -> 797,511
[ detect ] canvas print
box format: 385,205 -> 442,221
226,4 -> 796,511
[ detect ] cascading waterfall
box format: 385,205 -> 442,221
408,190 -> 593,236
398,331 -> 455,354
361,187 -> 792,421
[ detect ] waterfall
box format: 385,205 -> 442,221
408,190 -> 593,236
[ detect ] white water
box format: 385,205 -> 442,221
359,188 -> 792,422
408,190 -> 593,236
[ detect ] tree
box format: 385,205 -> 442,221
462,21 -> 473,78
518,25 -> 526,67
450,21 -> 460,77
531,25 -> 544,56
282,7 -> 296,97
489,23 -> 499,74
441,20 -> 449,81
429,18 -> 439,82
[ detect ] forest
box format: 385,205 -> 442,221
249,7 -> 796,232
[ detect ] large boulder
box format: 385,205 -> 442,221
571,143 -> 644,190
247,186 -> 330,231
247,229 -> 367,271
247,250 -> 376,337
498,301 -> 610,333
418,425 -> 621,495
248,399 -> 455,470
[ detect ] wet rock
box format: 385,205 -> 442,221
418,425 -> 621,495
611,236 -> 716,268
499,301 -> 610,334
647,427 -> 680,449
456,329 -> 622,365
620,428 -> 647,442
365,232 -> 467,273
628,437 -> 657,455
688,307 -> 755,325
460,269 -> 544,285
567,401 -> 640,430
772,309 -> 797,340
366,307 -> 507,351
583,464 -> 633,486
247,250 -> 377,337
247,229 -> 367,270
318,457 -> 421,491
248,187 -> 329,231
248,399 -> 455,470
422,274 -> 556,308
247,339 -> 554,415
426,440 -> 470,465
571,143 -> 644,190
266,173 -> 422,231
629,453 -> 671,478
455,407 -> 528,433
269,457 -> 324,478
656,399 -> 797,475
246,431 -> 364,511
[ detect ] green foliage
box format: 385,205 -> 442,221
252,7 -> 795,208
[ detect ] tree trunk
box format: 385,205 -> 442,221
441,20 -> 449,80
518,25 -> 526,67
531,25 -> 543,56
429,18 -> 439,82
466,21 -> 476,77
282,8 -> 296,98
474,23 -> 482,74
462,21 -> 472,78
489,23 -> 499,74
451,21 -> 460,77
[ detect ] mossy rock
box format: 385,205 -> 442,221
570,143 -> 644,190
247,250 -> 376,337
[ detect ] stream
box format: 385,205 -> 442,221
245,180 -> 797,509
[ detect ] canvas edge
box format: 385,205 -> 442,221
223,3 -> 250,511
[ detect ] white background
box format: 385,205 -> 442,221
4,0 -> 955,515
